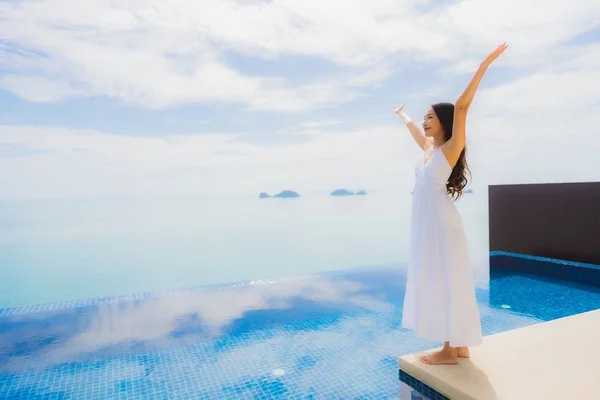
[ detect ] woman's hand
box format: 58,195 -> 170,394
394,104 -> 412,125
481,42 -> 509,68
393,104 -> 405,116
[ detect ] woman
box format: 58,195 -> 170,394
394,43 -> 508,365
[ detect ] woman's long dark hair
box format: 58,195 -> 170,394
431,102 -> 471,201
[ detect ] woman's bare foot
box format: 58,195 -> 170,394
419,350 -> 458,365
419,343 -> 458,365
457,347 -> 470,358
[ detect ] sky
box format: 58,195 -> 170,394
1,0 -> 600,201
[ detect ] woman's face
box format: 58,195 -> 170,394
422,107 -> 443,139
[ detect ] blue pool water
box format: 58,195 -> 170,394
2,263 -> 600,399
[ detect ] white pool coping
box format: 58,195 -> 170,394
398,309 -> 600,400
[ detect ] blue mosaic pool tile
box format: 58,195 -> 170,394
490,251 -> 600,287
398,370 -> 449,400
2,263 -> 600,399
490,251 -> 600,271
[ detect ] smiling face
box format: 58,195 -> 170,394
422,107 -> 444,139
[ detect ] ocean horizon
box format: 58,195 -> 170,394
0,191 -> 490,309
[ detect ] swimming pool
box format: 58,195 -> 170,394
2,262 -> 600,399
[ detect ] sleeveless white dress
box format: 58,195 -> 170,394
401,148 -> 482,347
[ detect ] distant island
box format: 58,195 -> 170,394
258,189 -> 368,198
330,189 -> 367,196
259,190 -> 300,199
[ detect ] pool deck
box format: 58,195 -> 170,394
398,309 -> 600,400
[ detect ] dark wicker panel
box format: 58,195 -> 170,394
489,182 -> 600,265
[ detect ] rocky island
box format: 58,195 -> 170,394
330,189 -> 367,196
259,190 -> 300,199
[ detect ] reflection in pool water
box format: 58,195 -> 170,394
1,266 -> 600,399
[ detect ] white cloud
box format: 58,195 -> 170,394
1,0 -> 599,110
2,93 -> 599,202
0,0 -> 402,110
2,31 -> 600,200
1,1 -> 599,200
0,122 -> 415,199
475,70 -> 600,114
282,119 -> 344,136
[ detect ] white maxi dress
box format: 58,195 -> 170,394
401,148 -> 483,347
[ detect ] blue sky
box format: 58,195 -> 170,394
1,0 -> 599,200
